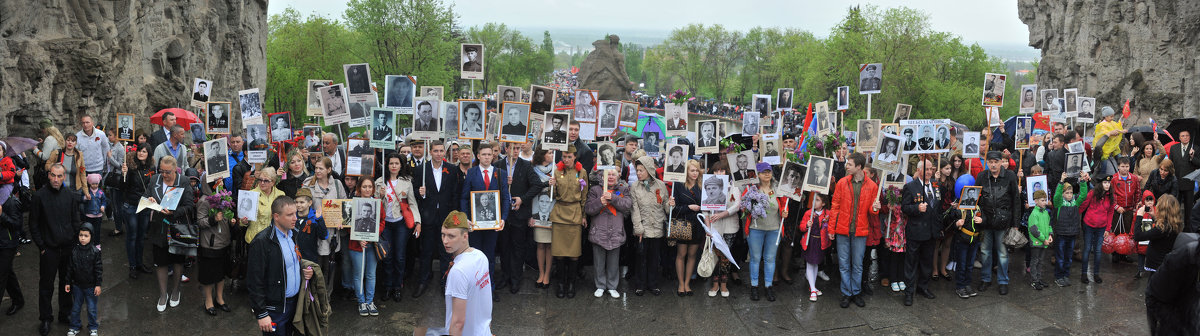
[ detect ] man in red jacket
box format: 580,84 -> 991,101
1110,157 -> 1140,263
829,152 -> 881,308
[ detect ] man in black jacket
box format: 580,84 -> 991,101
495,142 -> 548,295
412,140 -> 462,298
901,159 -> 940,306
973,151 -> 1021,295
29,164 -> 81,335
247,197 -> 314,336
149,112 -> 176,151
1168,130 -> 1200,226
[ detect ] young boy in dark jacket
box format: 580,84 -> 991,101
66,223 -> 102,336
293,189 -> 327,264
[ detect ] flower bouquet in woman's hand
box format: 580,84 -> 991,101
206,184 -> 236,221
740,185 -> 769,220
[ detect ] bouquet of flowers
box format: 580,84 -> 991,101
740,185 -> 770,220
883,185 -> 903,206
669,89 -> 692,105
206,184 -> 236,221
788,130 -> 848,165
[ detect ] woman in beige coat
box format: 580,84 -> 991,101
629,154 -> 669,296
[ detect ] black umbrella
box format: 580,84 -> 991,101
1166,118 -> 1199,143
1124,125 -> 1170,142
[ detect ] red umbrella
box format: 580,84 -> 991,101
151,108 -> 201,130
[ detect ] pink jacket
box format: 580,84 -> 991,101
1079,190 -> 1115,230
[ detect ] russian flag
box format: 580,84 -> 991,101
795,103 -> 816,160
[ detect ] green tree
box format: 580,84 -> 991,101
463,23 -> 554,94
343,0 -> 460,97
265,7 -> 358,125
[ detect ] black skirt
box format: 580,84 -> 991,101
197,247 -> 230,285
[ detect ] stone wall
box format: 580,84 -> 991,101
0,0 -> 268,138
1019,0 -> 1200,123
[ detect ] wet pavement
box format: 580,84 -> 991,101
1,231 -> 1150,335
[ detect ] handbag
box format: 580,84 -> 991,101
667,218 -> 693,241
167,218 -> 199,257
1003,226 -> 1028,248
697,236 -> 715,277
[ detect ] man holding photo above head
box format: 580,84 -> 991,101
973,151 -> 1021,296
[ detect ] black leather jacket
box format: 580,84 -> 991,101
247,225 -> 306,319
975,169 -> 1020,230
67,243 -> 103,287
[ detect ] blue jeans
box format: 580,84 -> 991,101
124,205 -> 150,269
349,248 -> 378,303
1053,235 -> 1077,280
69,285 -> 98,331
979,229 -> 1010,284
836,235 -> 867,296
747,229 -> 779,287
953,236 -> 979,289
1081,226 -> 1105,276
380,221 -> 409,290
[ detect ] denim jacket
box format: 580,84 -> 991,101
83,189 -> 106,216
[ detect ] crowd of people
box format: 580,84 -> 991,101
0,98 -> 1197,336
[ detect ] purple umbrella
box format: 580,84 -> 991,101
1,137 -> 38,157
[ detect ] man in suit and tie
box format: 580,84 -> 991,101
495,142 -> 547,294
412,140 -> 462,297
1168,130 -> 1200,225
697,122 -> 717,147
900,159 -> 940,306
149,111 -> 176,151
414,101 -> 437,132
460,144 -> 511,298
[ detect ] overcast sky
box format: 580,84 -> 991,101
269,0 -> 1030,46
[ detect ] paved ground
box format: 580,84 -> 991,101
1,231 -> 1150,336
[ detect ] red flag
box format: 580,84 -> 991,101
795,103 -> 814,146
1122,99 -> 1131,119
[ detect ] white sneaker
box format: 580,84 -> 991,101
890,282 -> 901,292
947,261 -> 957,271
67,329 -> 80,336
817,271 -> 830,281
897,282 -> 907,291
89,330 -> 98,336
809,291 -> 819,302
593,289 -> 604,298
607,290 -> 620,298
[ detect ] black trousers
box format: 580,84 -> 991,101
38,246 -> 71,322
498,216 -> 529,287
634,238 -> 662,290
416,223 -> 450,285
0,247 -> 24,307
904,238 -> 936,294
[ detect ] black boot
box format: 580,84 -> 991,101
554,260 -> 566,298
750,286 -> 761,301
565,260 -> 577,298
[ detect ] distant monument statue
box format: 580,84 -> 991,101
578,35 -> 634,101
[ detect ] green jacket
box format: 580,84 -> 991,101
1027,206 -> 1053,247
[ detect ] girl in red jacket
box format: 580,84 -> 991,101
799,194 -> 832,302
1079,175 -> 1115,284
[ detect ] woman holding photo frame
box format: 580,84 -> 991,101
349,179 -> 386,317
530,150 -> 556,289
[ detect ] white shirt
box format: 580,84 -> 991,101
430,162 -> 444,191
429,249 -> 492,336
479,165 -> 492,187
329,150 -> 343,175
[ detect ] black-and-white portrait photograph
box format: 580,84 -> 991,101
824,112 -> 839,136
530,193 -> 554,228
1041,89 -> 1060,114
384,75 -> 415,113
761,110 -> 781,139
777,162 -> 805,201
664,102 -> 688,137
958,186 -> 981,210
872,132 -> 904,173
901,127 -> 917,151
206,102 -> 231,134
1015,116 -> 1032,149
752,94 -> 771,115
963,131 -> 981,158
727,150 -> 757,185
420,86 -> 444,101
460,44 -> 485,80
1077,97 -> 1096,123
409,99 -> 441,140
190,124 -> 206,144
238,190 -> 260,221
761,138 -> 781,165
245,124 -> 270,151
1019,84 -> 1037,114
348,138 -> 370,157
620,101 -> 638,127
471,191 -> 501,230
859,63 -> 882,94
191,78 -> 211,108
1063,88 -> 1079,115
499,102 -> 530,143
203,138 -> 230,183
370,108 -> 395,148
303,126 -> 322,149
238,88 -> 263,125
1025,175 -> 1048,207
881,123 -> 898,136
307,80 -> 332,116
116,114 -> 135,141
917,125 -> 936,151
935,125 -> 951,150
541,112 -> 569,151
893,103 -> 911,123
528,85 -> 554,114
777,88 -> 793,111
597,101 -> 620,136
320,84 -> 349,125
458,100 -> 486,140
268,112 -> 292,142
641,131 -> 661,157
1067,140 -> 1085,154
596,142 -> 618,170
700,174 -> 729,211
803,155 -> 834,194
351,198 -> 381,242
981,73 -> 1006,107
497,85 -> 522,103
742,112 -> 760,136
837,86 -> 850,110
573,89 -> 597,122
442,102 -> 459,140
485,111 -> 500,142
856,119 -> 881,152
348,99 -> 378,128
696,120 -> 718,154
813,102 -> 832,136
343,63 -> 372,95
663,144 -> 688,182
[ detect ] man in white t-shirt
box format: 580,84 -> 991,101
429,211 -> 492,336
